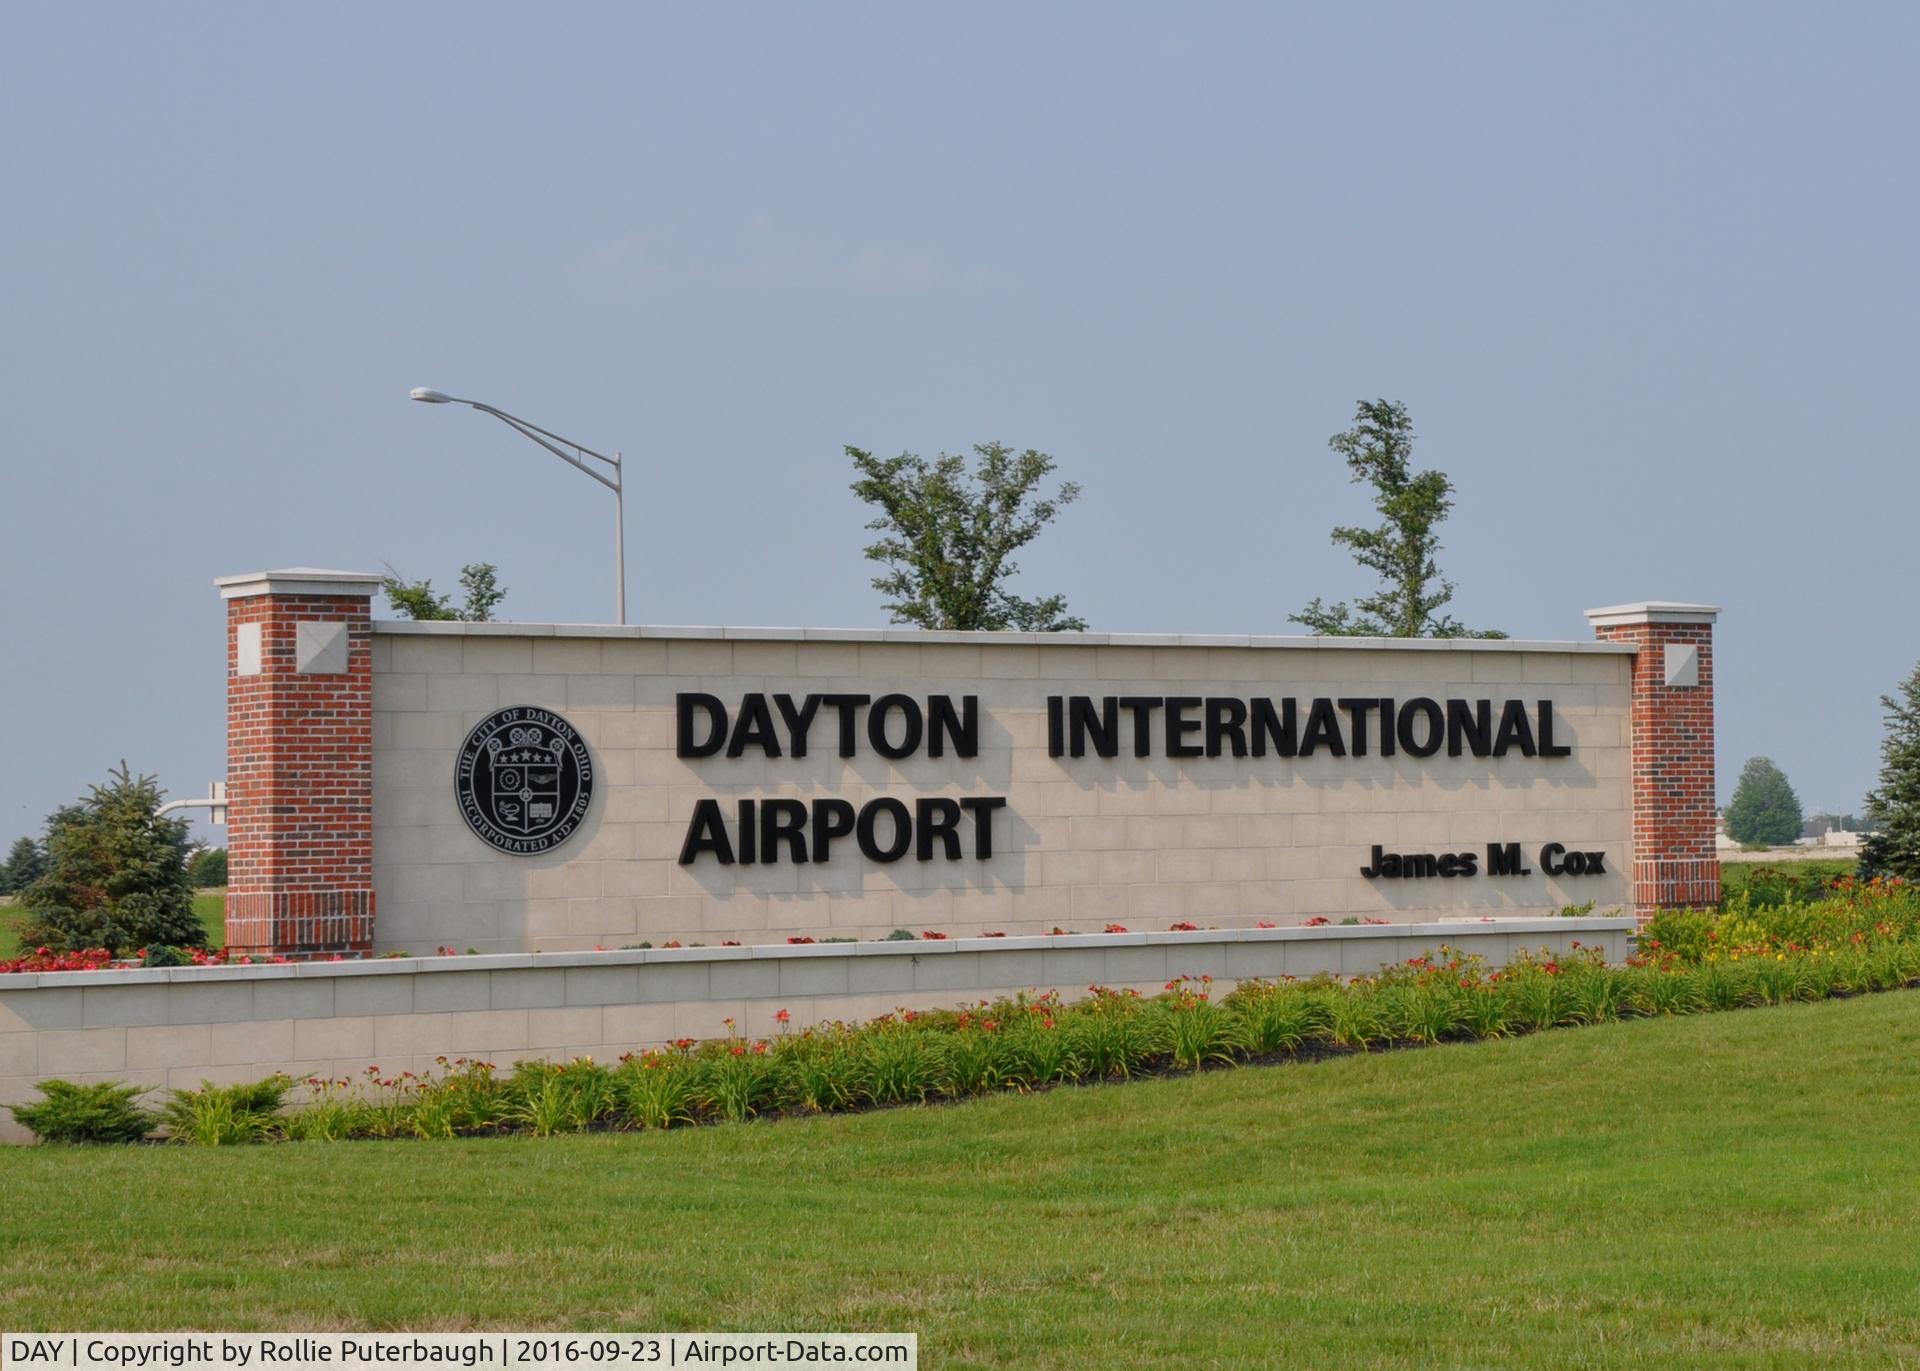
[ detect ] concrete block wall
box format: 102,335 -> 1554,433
368,624 -> 1635,955
0,918 -> 1633,1142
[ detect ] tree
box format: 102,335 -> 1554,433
0,836 -> 46,896
381,563 -> 506,621
1724,756 -> 1805,848
1292,400 -> 1505,639
848,441 -> 1086,631
1861,662 -> 1920,880
17,765 -> 204,953
188,846 -> 228,888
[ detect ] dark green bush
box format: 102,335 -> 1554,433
162,1076 -> 292,1145
188,847 -> 228,888
17,766 -> 204,954
8,1079 -> 155,1144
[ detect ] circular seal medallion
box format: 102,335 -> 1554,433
455,706 -> 594,855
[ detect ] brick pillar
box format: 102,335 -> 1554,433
216,569 -> 383,958
1586,601 -> 1721,922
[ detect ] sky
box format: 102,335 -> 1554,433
2,2 -> 1916,847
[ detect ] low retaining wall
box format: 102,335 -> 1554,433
0,916 -> 1633,1141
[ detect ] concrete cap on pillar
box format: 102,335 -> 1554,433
1584,601 -> 1721,628
215,568 -> 384,600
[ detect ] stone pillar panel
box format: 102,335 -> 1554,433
1586,601 -> 1721,920
216,569 -> 382,957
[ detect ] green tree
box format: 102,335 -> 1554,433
17,765 -> 204,953
848,441 -> 1086,631
0,836 -> 46,895
188,846 -> 228,888
1724,756 -> 1805,848
381,563 -> 506,621
1861,663 -> 1920,880
1292,400 -> 1505,639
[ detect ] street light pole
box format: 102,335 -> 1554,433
410,388 -> 627,624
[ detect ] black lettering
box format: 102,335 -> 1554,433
736,799 -> 756,865
810,799 -> 856,863
1047,696 -> 1065,757
1583,851 -> 1606,874
915,798 -> 963,860
928,695 -> 978,758
1205,698 -> 1248,757
960,796 -> 1006,858
1251,698 -> 1297,757
760,799 -> 808,863
1494,699 -> 1537,757
677,799 -> 735,864
1337,698 -> 1378,756
1438,853 -> 1464,878
1119,697 -> 1164,756
1458,850 -> 1480,876
821,694 -> 871,758
1377,698 -> 1396,756
1538,700 -> 1573,757
726,693 -> 781,758
1300,698 -> 1347,757
1448,699 -> 1492,757
856,798 -> 912,862
1406,853 -> 1438,878
676,693 -> 727,758
1360,843 -> 1384,878
868,693 -> 923,759
1487,842 -> 1529,876
1541,842 -> 1567,876
773,693 -> 822,757
1070,696 -> 1120,758
1165,697 -> 1203,757
1397,698 -> 1444,757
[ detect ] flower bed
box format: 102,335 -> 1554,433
10,880 -> 1918,1145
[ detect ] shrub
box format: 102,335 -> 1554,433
1163,977 -> 1241,1069
8,1079 -> 155,1144
618,1051 -> 701,1129
1067,987 -> 1159,1079
188,847 -> 228,888
17,766 -> 204,954
1227,980 -> 1324,1056
162,1076 -> 291,1145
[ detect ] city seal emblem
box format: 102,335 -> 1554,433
455,706 -> 594,854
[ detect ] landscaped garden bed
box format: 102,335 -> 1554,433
11,878 -> 1916,1146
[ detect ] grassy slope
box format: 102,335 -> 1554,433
0,890 -> 224,958
3,992 -> 1919,1367
1719,857 -> 1856,899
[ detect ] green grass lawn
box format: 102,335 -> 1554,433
4,991 -> 1919,1367
0,889 -> 224,958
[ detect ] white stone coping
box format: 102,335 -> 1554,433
1584,601 -> 1720,627
0,917 -> 1636,990
216,569 -> 384,600
370,620 -> 1638,655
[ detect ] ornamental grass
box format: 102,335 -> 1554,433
11,879 -> 1920,1146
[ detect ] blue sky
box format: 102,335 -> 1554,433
2,2 -> 1915,844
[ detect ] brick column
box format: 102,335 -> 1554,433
216,569 -> 383,958
1586,601 -> 1721,922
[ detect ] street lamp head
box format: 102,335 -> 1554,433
410,387 -> 454,404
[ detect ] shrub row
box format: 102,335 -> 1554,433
14,882 -> 1920,1145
